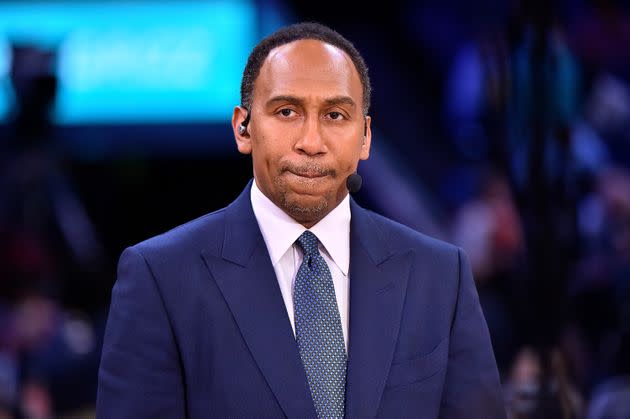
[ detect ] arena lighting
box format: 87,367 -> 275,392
0,1 -> 257,123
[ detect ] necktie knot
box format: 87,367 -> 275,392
296,230 -> 320,256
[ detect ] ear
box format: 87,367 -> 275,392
232,106 -> 251,155
359,115 -> 371,160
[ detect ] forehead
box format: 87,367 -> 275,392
254,39 -> 362,105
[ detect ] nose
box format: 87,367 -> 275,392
294,116 -> 327,156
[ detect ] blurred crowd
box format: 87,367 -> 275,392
0,46 -> 105,418
445,1 -> 630,418
0,0 -> 629,418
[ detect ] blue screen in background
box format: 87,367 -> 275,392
0,1 -> 258,124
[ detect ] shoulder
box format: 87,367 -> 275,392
361,207 -> 460,257
127,182 -> 255,262
355,207 -> 465,277
130,207 -> 228,261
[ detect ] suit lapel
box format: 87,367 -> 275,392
201,183 -> 317,418
345,201 -> 414,418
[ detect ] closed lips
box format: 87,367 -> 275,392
288,170 -> 328,178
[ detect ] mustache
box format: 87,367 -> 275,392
280,162 -> 336,177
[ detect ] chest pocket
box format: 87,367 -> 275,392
385,337 -> 449,388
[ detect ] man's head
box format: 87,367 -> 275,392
232,22 -> 372,228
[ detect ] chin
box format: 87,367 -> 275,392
280,192 -> 329,224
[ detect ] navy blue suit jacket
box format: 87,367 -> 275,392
97,182 -> 505,418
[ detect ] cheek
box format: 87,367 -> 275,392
252,138 -> 284,173
337,140 -> 364,167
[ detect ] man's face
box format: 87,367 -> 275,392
232,39 -> 371,227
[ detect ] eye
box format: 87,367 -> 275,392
279,108 -> 295,117
327,111 -> 345,120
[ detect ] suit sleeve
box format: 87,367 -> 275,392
96,247 -> 186,418
439,248 -> 507,419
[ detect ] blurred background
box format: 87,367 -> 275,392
0,0 -> 629,417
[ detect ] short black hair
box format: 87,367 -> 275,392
240,22 -> 371,115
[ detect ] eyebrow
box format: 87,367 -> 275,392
265,95 -> 303,107
265,95 -> 357,109
323,96 -> 357,109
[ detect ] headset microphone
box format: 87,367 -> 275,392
346,173 -> 362,193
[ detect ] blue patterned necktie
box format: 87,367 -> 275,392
294,230 -> 347,419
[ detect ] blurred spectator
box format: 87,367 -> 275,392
2,44 -> 104,273
452,173 -> 523,279
504,346 -> 583,419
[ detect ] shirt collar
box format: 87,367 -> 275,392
250,180 -> 351,275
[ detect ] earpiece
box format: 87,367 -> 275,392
238,107 -> 251,136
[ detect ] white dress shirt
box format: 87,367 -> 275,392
250,180 -> 350,350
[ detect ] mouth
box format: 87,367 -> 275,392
287,170 -> 329,179
284,164 -> 335,179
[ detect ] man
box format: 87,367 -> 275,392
97,22 -> 505,418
